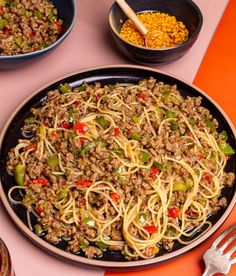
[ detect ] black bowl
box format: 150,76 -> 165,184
108,0 -> 203,64
0,0 -> 76,70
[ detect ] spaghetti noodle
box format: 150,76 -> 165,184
6,77 -> 235,260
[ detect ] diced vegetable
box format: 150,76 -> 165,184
68,111 -> 76,124
73,122 -> 88,134
218,141 -> 235,155
96,115 -> 109,129
205,118 -> 216,132
0,18 -> 7,26
220,130 -> 228,140
62,122 -> 71,129
110,192 -> 121,203
77,84 -> 86,92
118,174 -> 125,183
186,179 -> 193,189
153,161 -> 163,171
131,115 -> 139,123
80,142 -> 96,156
202,173 -> 213,183
39,124 -> 46,137
47,156 -> 59,168
32,178 -> 48,187
149,167 -> 159,177
139,212 -> 147,225
112,148 -> 124,157
24,143 -> 37,152
10,1 -> 17,7
80,198 -> 86,205
165,110 -> 177,118
83,217 -> 95,227
59,83 -> 71,94
35,206 -> 43,215
95,241 -> 108,250
139,151 -> 150,163
56,21 -> 62,33
113,127 -> 120,136
139,92 -> 145,99
77,179 -> 92,187
162,90 -> 171,101
34,10 -> 43,19
170,122 -> 179,131
14,163 -> 26,186
168,207 -> 179,218
57,189 -> 68,200
131,133 -> 140,141
15,36 -> 23,47
143,225 -> 157,234
173,182 -> 187,192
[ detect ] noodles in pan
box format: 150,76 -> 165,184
7,78 -> 235,260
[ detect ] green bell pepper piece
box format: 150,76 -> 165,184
95,241 -> 108,250
165,110 -> 177,118
14,164 -> 26,186
139,151 -> 150,163
47,156 -> 59,168
59,83 -> 71,94
57,188 -> 68,200
205,118 -> 216,132
131,115 -> 139,123
83,217 -> 95,227
0,18 -> 7,27
173,182 -> 187,192
139,212 -> 147,225
131,133 -> 140,141
96,115 -> 109,129
219,141 -> 235,155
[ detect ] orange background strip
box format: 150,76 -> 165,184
105,0 -> 236,275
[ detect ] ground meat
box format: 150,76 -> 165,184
84,246 -> 102,259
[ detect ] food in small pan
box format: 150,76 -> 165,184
120,12 -> 189,48
0,0 -> 62,56
7,78 -> 235,260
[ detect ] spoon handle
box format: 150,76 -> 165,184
116,0 -> 148,36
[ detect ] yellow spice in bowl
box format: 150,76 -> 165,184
120,12 -> 189,48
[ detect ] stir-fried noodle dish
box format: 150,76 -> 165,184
7,77 -> 235,260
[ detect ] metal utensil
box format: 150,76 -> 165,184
202,224 -> 236,276
115,0 -> 161,48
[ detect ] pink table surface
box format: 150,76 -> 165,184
0,1 -> 229,275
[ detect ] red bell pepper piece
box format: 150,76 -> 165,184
74,100 -> 80,105
24,143 -> 37,152
202,173 -> 213,183
149,167 -> 159,177
80,198 -> 86,205
143,225 -> 158,233
114,127 -> 120,136
168,207 -> 179,218
56,21 -> 62,33
29,32 -> 35,38
32,178 -> 49,187
139,92 -> 146,99
110,192 -> 121,203
77,179 -> 92,187
73,123 -> 88,134
62,122 -> 71,129
35,206 -> 43,215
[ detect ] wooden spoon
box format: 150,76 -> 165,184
116,0 -> 161,48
